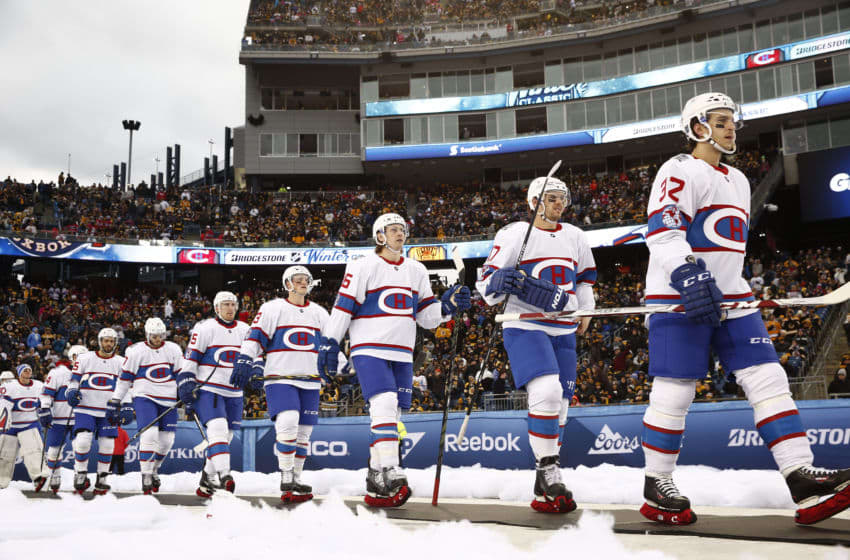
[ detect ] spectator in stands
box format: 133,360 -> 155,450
828,368 -> 850,397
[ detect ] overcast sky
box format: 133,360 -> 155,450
0,0 -> 250,186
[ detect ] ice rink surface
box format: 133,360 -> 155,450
2,464 -> 848,560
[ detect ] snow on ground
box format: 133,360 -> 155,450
9,463 -> 801,509
3,465 -> 849,560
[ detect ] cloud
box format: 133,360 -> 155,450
0,0 -> 249,185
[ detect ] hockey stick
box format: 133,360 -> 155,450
432,246 -> 466,506
456,159 -> 563,443
191,411 -> 210,455
128,366 -> 218,446
495,281 -> 850,323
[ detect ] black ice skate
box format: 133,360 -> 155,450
530,456 -> 576,514
93,473 -> 111,495
33,475 -> 47,492
291,472 -> 313,503
151,473 -> 161,493
196,471 -> 216,498
220,473 -> 235,494
142,473 -> 154,495
280,469 -> 296,503
786,465 -> 850,525
364,466 -> 411,508
640,473 -> 697,525
73,472 -> 90,495
49,473 -> 61,494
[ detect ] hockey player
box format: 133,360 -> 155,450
0,364 -> 46,490
641,91 -> 850,526
316,213 -> 471,507
65,330 -> 123,495
177,291 -> 250,497
109,318 -> 183,494
38,345 -> 87,493
476,175 -> 596,514
230,266 -> 327,503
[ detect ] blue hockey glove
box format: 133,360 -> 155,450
485,267 -> 525,297
316,336 -> 340,382
176,371 -> 198,405
248,360 -> 265,390
670,257 -> 723,327
441,285 -> 472,315
105,398 -> 121,425
37,407 -> 52,429
119,404 -> 135,425
229,353 -> 254,389
518,276 -> 574,312
65,387 -> 82,408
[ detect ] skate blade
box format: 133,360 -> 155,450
196,488 -> 214,498
281,492 -> 294,503
364,485 -> 411,508
795,485 -> 850,525
93,488 -> 109,496
290,493 -> 313,503
34,478 -> 47,493
222,480 -> 235,493
640,502 -> 697,525
531,495 -> 577,514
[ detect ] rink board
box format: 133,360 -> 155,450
21,491 -> 850,546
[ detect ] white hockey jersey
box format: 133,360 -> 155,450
68,351 -> 125,418
323,252 -> 447,363
40,362 -> 74,425
180,318 -> 250,398
645,154 -> 755,318
240,298 -> 329,390
115,341 -> 183,406
1,379 -> 44,431
476,221 -> 597,336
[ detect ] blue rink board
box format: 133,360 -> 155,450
13,400 -> 849,479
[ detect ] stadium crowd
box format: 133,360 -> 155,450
1,240 -> 844,417
0,150 -> 773,245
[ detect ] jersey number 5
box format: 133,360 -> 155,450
341,273 -> 353,289
658,177 -> 685,203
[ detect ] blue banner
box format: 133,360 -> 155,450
797,145 -> 850,222
16,400 -> 848,480
366,31 -> 850,118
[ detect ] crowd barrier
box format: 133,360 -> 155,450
14,400 -> 849,480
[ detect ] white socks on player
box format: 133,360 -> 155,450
736,363 -> 813,475
204,418 -> 231,476
155,431 -> 175,473
558,397 -> 570,449
642,377 -> 695,475
73,431 -> 94,473
275,410 -> 299,472
96,436 -> 114,475
369,391 -> 400,470
295,424 -> 313,478
526,375 -> 562,461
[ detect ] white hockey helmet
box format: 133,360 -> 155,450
372,213 -> 409,246
0,370 -> 13,384
527,176 -> 570,211
144,317 -> 167,344
68,344 -> 87,362
282,265 -> 314,294
213,291 -> 239,320
680,92 -> 743,154
98,327 -> 118,353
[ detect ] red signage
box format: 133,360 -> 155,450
177,248 -> 219,264
746,49 -> 783,68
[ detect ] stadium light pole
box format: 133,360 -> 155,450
122,119 -> 141,189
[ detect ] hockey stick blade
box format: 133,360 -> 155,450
495,282 -> 850,323
546,159 -> 562,180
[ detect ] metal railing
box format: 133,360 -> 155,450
829,392 -> 850,399
789,377 -> 828,400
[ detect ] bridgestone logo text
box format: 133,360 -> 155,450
728,428 -> 850,447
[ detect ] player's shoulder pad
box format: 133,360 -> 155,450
496,221 -> 527,237
236,320 -> 250,330
672,153 -> 691,163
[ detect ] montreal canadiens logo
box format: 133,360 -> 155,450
213,348 -> 240,366
284,328 -> 316,351
86,373 -> 115,389
145,366 -> 173,383
530,258 -> 575,288
704,207 -> 748,250
378,288 -> 414,316
17,397 -> 39,411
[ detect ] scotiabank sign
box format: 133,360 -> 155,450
746,48 -> 783,68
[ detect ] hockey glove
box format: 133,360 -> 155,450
441,285 -> 472,315
176,371 -> 199,405
316,336 -> 340,382
485,267 -> 525,297
229,354 -> 254,389
119,404 -> 135,425
669,258 -> 723,327
37,407 -> 52,429
518,276 -> 575,313
105,398 -> 121,425
65,387 -> 82,408
249,360 -> 266,391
